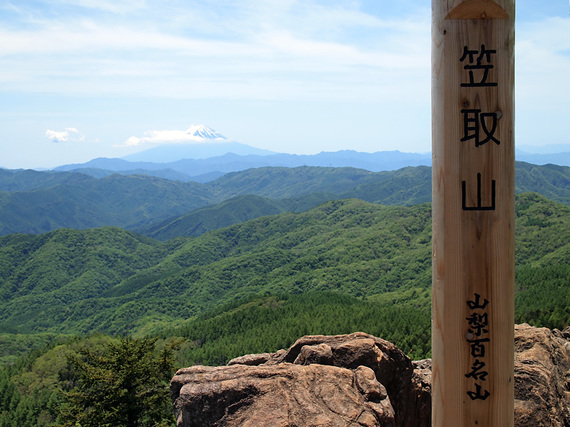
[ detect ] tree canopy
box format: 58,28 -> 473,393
62,336 -> 178,427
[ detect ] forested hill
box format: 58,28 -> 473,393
0,193 -> 568,344
0,165 -> 568,426
0,191 -> 568,426
0,162 -> 568,236
137,193 -> 337,241
0,199 -> 432,338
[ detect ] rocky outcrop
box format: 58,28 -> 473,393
171,332 -> 428,426
171,326 -> 570,426
514,323 -> 570,426
171,363 -> 394,426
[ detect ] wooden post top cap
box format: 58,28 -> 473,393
444,0 -> 510,20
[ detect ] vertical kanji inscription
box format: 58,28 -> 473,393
432,1 -> 515,425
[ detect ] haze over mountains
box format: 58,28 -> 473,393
0,124 -> 567,237
1,162 -> 569,238
0,124 -> 567,239
48,125 -> 570,182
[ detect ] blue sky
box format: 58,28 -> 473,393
1,0 -> 569,169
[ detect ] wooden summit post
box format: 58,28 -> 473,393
431,0 -> 515,425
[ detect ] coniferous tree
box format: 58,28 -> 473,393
60,336 -> 178,427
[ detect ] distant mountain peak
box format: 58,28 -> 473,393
120,125 -> 274,162
186,125 -> 227,140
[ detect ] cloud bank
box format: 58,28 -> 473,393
45,128 -> 85,143
123,125 -> 227,147
0,1 -> 430,104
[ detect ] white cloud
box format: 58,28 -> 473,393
45,128 -> 85,143
121,125 -> 226,147
4,1 -> 569,155
0,1 -> 430,104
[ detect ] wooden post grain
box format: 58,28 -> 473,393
431,1 -> 515,425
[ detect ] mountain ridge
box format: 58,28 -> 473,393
55,150 -> 432,179
1,162 -> 569,237
122,142 -> 276,163
51,148 -> 570,181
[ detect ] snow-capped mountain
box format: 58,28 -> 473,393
186,125 -> 227,140
122,125 -> 274,162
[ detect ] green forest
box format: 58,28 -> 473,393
0,164 -> 568,425
1,162 -> 569,237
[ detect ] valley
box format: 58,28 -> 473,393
0,161 -> 568,425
